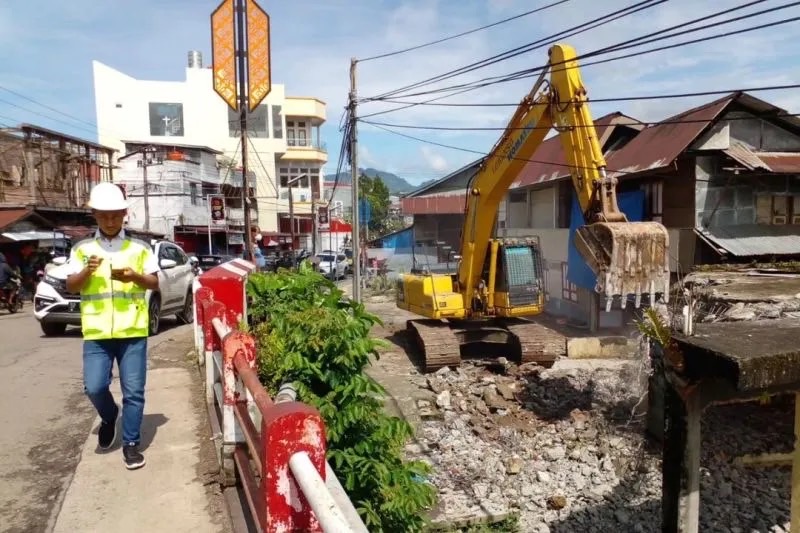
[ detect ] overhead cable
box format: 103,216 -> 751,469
357,0 -> 571,62
364,0 -> 665,101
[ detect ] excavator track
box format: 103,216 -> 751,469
505,320 -> 567,365
406,319 -> 462,372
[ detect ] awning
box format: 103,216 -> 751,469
695,224 -> 800,257
1,230 -> 66,242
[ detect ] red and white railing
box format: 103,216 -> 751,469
192,260 -> 367,532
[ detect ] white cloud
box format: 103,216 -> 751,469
3,0 -> 800,180
420,145 -> 449,172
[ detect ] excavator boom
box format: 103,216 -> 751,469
396,42 -> 670,372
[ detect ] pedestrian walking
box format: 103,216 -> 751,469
65,182 -> 160,470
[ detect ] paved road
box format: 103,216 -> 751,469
0,308 -> 194,533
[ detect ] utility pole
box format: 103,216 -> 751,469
139,145 -> 160,232
311,192 -> 317,256
235,0 -> 255,263
349,57 -> 361,303
288,181 -> 295,265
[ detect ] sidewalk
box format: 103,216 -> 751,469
52,366 -> 227,533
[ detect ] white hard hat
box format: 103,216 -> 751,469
88,182 -> 128,211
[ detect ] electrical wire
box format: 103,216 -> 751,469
357,0 -> 571,62
373,84 -> 800,108
358,112 -> 800,179
370,0 -> 798,105
360,103 -> 800,133
363,0 -> 665,101
370,0 -> 798,102
358,8 -> 800,123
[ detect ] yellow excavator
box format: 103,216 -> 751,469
395,43 -> 670,372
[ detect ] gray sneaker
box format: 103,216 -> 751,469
123,443 -> 146,470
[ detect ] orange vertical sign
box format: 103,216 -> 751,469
246,0 -> 271,112
211,0 -> 238,111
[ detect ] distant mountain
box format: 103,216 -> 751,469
324,168 -> 433,195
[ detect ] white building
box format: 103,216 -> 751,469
92,50 -> 327,249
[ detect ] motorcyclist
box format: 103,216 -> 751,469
0,252 -> 21,301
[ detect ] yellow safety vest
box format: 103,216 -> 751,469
73,237 -> 150,340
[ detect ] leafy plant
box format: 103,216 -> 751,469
247,262 -> 437,532
635,306 -> 671,347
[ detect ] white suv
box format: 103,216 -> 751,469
33,240 -> 196,337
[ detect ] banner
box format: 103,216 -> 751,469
209,194 -> 226,226
317,205 -> 330,231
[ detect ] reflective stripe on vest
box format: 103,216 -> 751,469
74,238 -> 151,340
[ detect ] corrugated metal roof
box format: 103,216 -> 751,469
758,153 -> 800,173
606,95 -> 734,178
722,142 -> 771,171
696,224 -> 800,257
513,112 -> 641,188
0,209 -> 33,231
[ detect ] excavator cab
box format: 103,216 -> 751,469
479,237 -> 546,318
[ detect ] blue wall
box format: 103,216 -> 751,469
567,189 -> 645,290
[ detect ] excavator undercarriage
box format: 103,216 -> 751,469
406,317 -> 566,373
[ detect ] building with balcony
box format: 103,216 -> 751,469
114,141 -> 256,255
92,50 -> 327,247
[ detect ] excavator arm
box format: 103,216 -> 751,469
458,43 -> 670,311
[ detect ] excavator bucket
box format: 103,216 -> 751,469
574,221 -> 670,310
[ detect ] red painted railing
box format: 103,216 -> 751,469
192,260 -> 367,532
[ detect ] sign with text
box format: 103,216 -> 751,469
209,195 -> 227,226
317,205 -> 330,231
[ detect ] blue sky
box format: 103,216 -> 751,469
1,0 -> 799,186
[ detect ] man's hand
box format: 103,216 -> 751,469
86,255 -> 103,273
111,267 -> 136,283
111,267 -> 159,291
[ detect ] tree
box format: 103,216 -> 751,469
358,173 -> 391,236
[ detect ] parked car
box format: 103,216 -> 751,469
316,252 -> 349,279
195,254 -> 236,273
33,240 -> 196,337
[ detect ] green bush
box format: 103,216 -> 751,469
247,262 -> 437,532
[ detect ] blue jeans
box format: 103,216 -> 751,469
83,337 -> 148,446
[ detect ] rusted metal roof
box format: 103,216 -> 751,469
758,153 -> 800,173
696,224 -> 800,257
606,95 -> 734,178
0,208 -> 34,231
513,112 -> 641,188
722,142 -> 771,171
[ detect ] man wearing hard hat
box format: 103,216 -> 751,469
65,182 -> 160,470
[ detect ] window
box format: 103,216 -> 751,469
642,181 -> 663,222
756,194 -> 800,225
228,105 -> 269,138
286,120 -> 309,147
272,105 -> 283,139
148,103 -> 184,136
278,166 -> 321,190
561,262 -> 578,302
189,183 -> 200,206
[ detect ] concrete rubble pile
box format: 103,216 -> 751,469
685,270 -> 800,323
403,357 -> 793,532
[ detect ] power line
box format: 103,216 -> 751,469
363,0 -> 782,107
364,0 -> 665,101
361,109 -> 800,132
357,0 -> 571,62
359,3 -> 800,119
372,84 -> 800,107
372,0 -> 796,102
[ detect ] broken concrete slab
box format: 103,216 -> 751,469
673,318 -> 800,393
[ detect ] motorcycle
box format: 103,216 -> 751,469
0,277 -> 23,314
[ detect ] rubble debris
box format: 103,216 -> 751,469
402,360 -> 793,532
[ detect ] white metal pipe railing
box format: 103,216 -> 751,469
211,317 -> 231,339
289,451 -> 354,533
